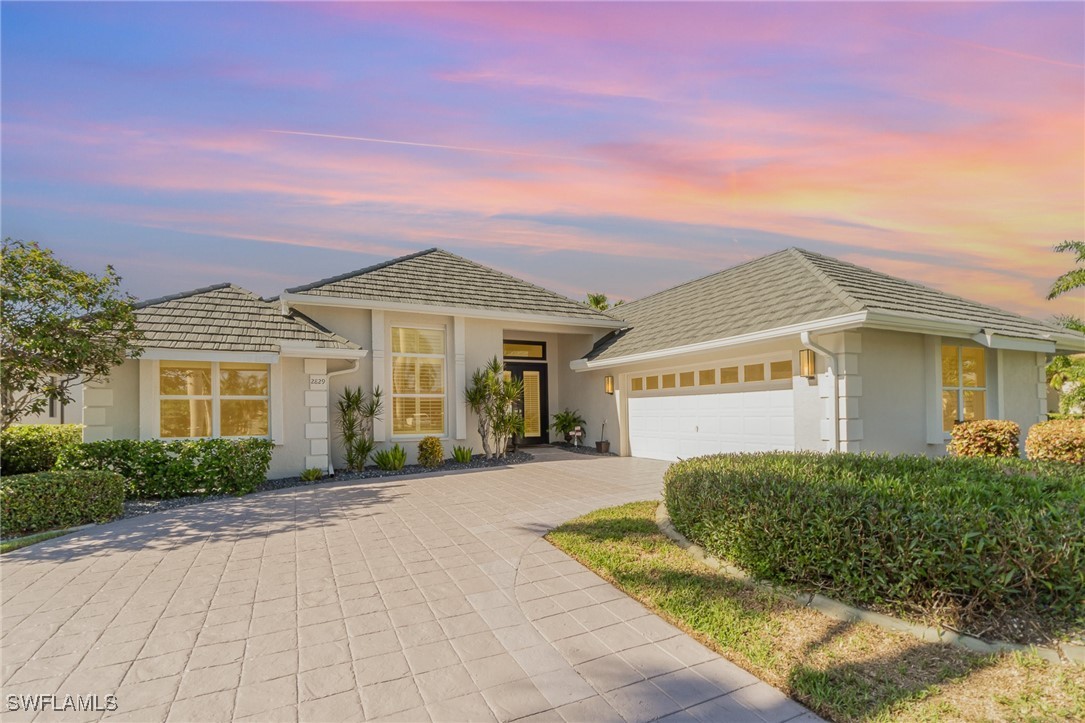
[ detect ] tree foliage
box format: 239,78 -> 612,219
585,292 -> 624,312
1045,241 -> 1085,415
1,239 -> 142,430
465,357 -> 523,460
335,386 -> 383,471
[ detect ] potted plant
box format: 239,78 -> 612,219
551,409 -> 587,442
596,419 -> 610,454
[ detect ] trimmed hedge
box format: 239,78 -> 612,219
1026,419 -> 1085,465
664,452 -> 1085,628
947,419 -> 1020,458
418,436 -> 444,468
0,424 -> 83,475
56,438 -> 275,499
1,470 -> 125,536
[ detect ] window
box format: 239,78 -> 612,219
159,361 -> 269,438
744,364 -> 765,383
392,327 -> 446,436
698,369 -> 715,386
661,373 -> 676,389
679,371 -> 695,388
770,360 -> 793,381
720,366 -> 739,384
631,377 -> 643,392
503,341 -> 545,360
942,345 -> 986,433
645,376 -> 659,390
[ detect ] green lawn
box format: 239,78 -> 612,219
546,501 -> 1085,723
0,529 -> 72,554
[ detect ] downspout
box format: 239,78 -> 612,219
800,332 -> 839,453
325,360 -> 360,475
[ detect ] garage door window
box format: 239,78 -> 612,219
680,371 -> 695,388
720,366 -> 739,384
744,364 -> 765,383
770,360 -> 793,381
699,369 -> 715,385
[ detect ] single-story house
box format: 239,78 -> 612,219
71,247 -> 1082,477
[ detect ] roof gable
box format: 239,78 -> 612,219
135,284 -> 360,353
286,248 -> 616,322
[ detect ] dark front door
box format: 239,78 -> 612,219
505,362 -> 549,445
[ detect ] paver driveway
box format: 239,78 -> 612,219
1,448 -> 819,723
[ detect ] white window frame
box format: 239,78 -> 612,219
153,359 -> 272,440
941,343 -> 987,436
390,324 -> 449,440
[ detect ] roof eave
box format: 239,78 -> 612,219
570,311 -> 868,371
863,310 -> 1069,353
281,292 -> 624,330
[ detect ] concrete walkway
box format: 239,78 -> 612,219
1,448 -> 819,722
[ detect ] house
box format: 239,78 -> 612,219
76,247 -> 1083,476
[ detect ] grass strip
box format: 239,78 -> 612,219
0,529 -> 72,554
546,501 -> 1085,723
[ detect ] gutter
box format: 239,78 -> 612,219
800,331 -> 839,453
324,360 -> 361,474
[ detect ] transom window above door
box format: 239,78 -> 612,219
503,341 -> 546,360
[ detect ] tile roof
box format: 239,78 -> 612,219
586,247 -> 1074,362
286,248 -> 617,322
134,284 -> 360,353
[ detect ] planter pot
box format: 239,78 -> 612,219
564,433 -> 573,442
595,441 -> 611,454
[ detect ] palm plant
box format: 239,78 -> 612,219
1046,241 -> 1085,415
465,357 -> 524,460
336,385 -> 383,471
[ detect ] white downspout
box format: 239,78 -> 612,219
325,360 -> 360,474
800,332 -> 839,453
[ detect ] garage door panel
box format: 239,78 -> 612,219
629,389 -> 795,462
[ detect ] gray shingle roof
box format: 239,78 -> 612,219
286,248 -> 617,322
586,248 -> 1074,361
135,284 -> 361,353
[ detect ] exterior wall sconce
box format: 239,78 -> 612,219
799,349 -> 817,379
604,375 -> 615,394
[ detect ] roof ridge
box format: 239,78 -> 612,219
134,282 -> 234,309
431,248 -> 619,321
800,249 -> 1065,331
284,248 -> 438,294
622,247 -> 798,310
788,248 -> 865,313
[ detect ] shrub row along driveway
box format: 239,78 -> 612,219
0,448 -> 818,722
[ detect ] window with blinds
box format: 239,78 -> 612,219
391,327 -> 446,436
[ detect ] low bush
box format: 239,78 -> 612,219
300,467 -> 323,482
947,419 -> 1020,458
664,452 -> 1085,631
1026,419 -> 1085,465
452,445 -> 473,464
1,470 -> 124,536
56,438 -> 275,498
0,424 -> 83,475
417,436 -> 444,468
371,444 -> 406,471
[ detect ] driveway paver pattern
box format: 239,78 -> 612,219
1,448 -> 820,722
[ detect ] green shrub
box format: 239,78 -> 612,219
1,470 -> 125,536
371,444 -> 406,471
664,452 -> 1085,629
1026,419 -> 1085,464
56,438 -> 275,498
947,419 -> 1020,458
300,467 -> 323,482
452,445 -> 473,464
418,436 -> 444,468
0,424 -> 83,475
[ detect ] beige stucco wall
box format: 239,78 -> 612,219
16,383 -> 83,426
856,329 -> 933,455
999,349 -> 1047,446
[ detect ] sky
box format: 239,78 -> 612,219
2,2 -> 1083,321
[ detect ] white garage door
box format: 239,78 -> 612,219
628,389 -> 795,461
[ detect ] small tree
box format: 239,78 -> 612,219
1045,241 -> 1085,414
1,239 -> 142,430
465,357 -> 524,460
335,386 -> 383,470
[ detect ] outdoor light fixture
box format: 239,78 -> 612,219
799,349 -> 817,379
604,375 -> 614,394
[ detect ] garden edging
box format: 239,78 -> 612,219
654,501 -> 1084,666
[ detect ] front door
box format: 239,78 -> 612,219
505,362 -> 549,445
